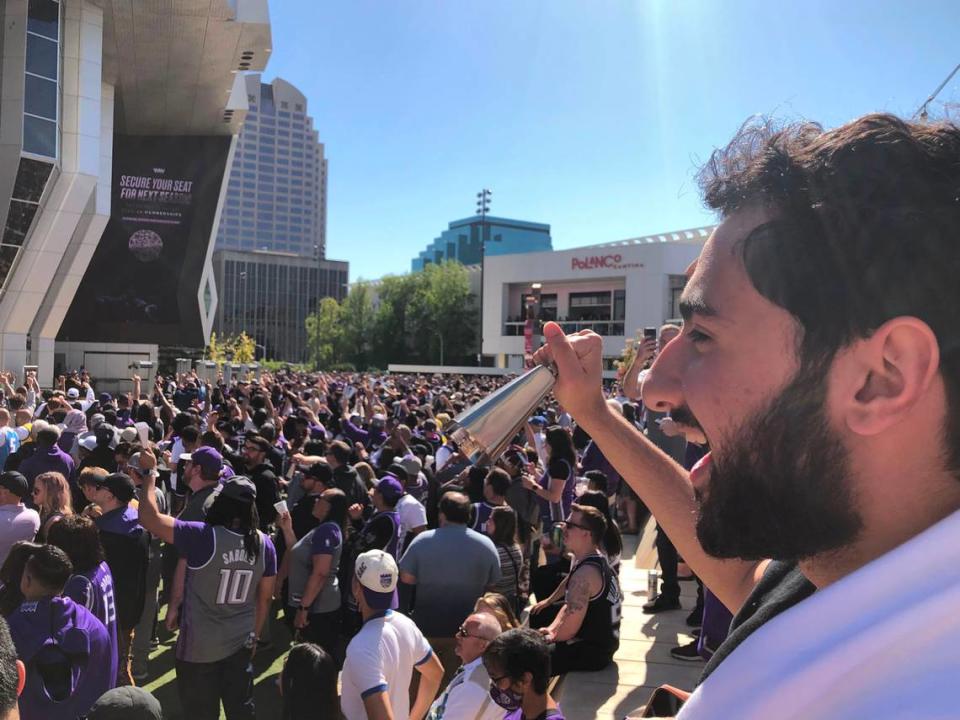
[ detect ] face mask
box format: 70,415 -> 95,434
489,684 -> 522,712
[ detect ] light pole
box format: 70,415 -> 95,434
476,188 -> 492,367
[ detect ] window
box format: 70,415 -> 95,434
568,291 -> 612,321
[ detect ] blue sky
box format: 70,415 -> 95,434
266,0 -> 960,280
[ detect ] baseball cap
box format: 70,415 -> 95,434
204,476 -> 257,514
87,686 -> 162,720
101,473 -> 136,504
374,474 -> 404,505
529,415 -> 547,427
95,423 -> 118,449
303,462 -> 333,485
99,392 -> 113,406
120,427 -> 139,444
0,471 -> 29,500
399,455 -> 422,480
180,446 -> 224,477
66,388 -> 80,399
354,549 -> 399,611
387,461 -> 409,483
79,435 -> 98,452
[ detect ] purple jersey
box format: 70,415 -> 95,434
173,520 -> 277,663
62,562 -> 118,690
470,501 -> 496,533
8,596 -> 112,720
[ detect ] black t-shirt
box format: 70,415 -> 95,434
699,560 -> 817,685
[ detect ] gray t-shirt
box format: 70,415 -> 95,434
287,522 -> 342,614
400,525 -> 501,637
173,521 -> 277,663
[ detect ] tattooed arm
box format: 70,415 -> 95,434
542,563 -> 602,643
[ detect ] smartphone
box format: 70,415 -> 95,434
643,327 -> 657,341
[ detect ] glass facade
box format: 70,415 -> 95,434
215,77 -> 326,258
412,216 -> 552,271
0,1 -> 60,291
215,253 -> 347,362
23,0 -> 61,159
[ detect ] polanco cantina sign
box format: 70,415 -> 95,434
571,254 -> 643,271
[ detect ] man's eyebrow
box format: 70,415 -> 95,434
679,293 -> 718,322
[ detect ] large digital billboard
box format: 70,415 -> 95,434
59,135 -> 231,346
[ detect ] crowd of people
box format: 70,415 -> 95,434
1,111 -> 958,720
0,362 -> 631,720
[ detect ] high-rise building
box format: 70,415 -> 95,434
216,75 -> 327,256
411,216 -> 552,271
212,75 -> 348,362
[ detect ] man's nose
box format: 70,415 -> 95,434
641,335 -> 686,413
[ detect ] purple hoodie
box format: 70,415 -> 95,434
8,596 -> 112,720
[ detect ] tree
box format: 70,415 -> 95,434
206,332 -> 227,363
305,297 -> 343,369
340,282 -> 375,368
409,261 -> 477,365
232,331 -> 256,364
370,273 -> 425,367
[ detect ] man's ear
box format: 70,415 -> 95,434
16,659 -> 24,696
838,318 -> 940,436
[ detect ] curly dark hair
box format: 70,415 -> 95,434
697,113 -> 960,473
46,514 -> 105,573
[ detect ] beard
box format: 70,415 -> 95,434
695,359 -> 864,561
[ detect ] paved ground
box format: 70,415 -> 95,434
557,517 -> 704,719
141,516 -> 697,719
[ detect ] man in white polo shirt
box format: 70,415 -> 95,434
341,549 -> 444,720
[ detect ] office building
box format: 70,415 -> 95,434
213,249 -> 347,363
411,215 -> 552,272
482,225 -> 713,368
0,0 -> 271,389
215,74 -> 327,257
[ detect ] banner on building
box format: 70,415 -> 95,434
59,135 -> 231,346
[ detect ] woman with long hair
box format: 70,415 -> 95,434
280,642 -> 340,720
278,488 -> 348,663
47,514 -> 119,687
485,506 -> 527,613
474,592 -> 521,632
523,426 -> 577,528
32,471 -> 74,542
576,490 -> 623,575
135,454 -> 277,720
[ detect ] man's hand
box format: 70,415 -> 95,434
348,503 -> 364,521
139,447 -> 158,472
533,323 -> 608,428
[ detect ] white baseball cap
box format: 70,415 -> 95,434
354,549 -> 398,610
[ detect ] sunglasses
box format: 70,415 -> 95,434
559,519 -> 590,532
456,625 -> 487,641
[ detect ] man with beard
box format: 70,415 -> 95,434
242,434 -> 279,531
534,114 -> 960,718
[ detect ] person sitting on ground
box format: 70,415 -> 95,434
482,628 -> 565,720
427,612 -> 503,720
400,491 -> 502,686
575,490 -> 623,576
280,642 -> 340,720
7,544 -> 112,720
534,504 -> 621,675
340,549 -> 443,720
485,506 -> 526,613
474,592 -> 521,632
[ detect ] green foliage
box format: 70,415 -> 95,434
306,296 -> 343,370
206,331 -> 257,364
304,260 -> 478,369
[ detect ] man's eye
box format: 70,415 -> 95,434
687,329 -> 710,344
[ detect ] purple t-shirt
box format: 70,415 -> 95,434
538,458 -> 575,524
504,709 -> 565,720
62,562 -> 118,690
8,596 -> 112,720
